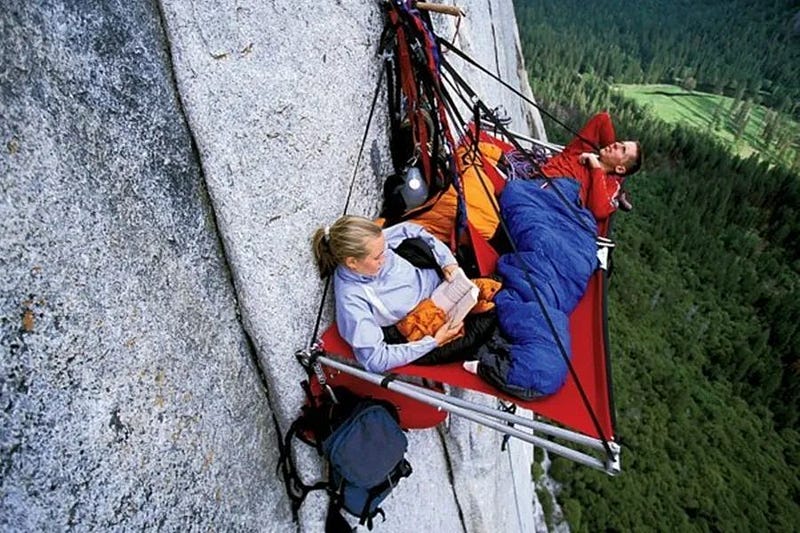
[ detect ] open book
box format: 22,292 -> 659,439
430,268 -> 479,325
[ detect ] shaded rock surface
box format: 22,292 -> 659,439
1,1 -> 281,530
3,0 -> 546,530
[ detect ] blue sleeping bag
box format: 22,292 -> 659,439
478,178 -> 597,397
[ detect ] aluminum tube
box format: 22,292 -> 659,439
394,377 -> 610,452
318,356 -> 610,472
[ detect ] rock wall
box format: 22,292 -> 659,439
1,0 -> 546,530
0,1 -> 282,529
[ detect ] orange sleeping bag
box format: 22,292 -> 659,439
412,142 -> 505,243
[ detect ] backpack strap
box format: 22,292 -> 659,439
357,458 -> 413,528
325,498 -> 355,533
392,237 -> 443,278
276,381 -> 341,521
363,508 -> 386,531
276,414 -> 331,520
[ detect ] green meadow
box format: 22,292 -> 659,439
615,84 -> 798,168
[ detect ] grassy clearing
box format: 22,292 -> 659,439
614,84 -> 799,167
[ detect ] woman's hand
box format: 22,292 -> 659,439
442,263 -> 460,281
433,319 -> 464,347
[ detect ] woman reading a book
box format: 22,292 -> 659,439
312,215 -> 497,373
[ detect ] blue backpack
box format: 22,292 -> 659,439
277,386 -> 412,531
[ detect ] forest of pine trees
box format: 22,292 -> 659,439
513,1 -> 800,530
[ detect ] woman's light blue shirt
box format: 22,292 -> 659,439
334,222 -> 457,372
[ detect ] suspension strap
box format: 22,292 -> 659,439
435,58 -> 614,454
343,67 -> 386,217
524,257 -> 614,456
436,37 -> 600,152
497,400 -> 517,452
307,66 -> 386,354
438,55 -> 597,238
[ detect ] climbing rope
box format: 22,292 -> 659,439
434,48 -> 616,455
437,37 -> 601,152
506,440 -> 527,533
308,65 -> 387,350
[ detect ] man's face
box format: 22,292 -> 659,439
600,141 -> 638,174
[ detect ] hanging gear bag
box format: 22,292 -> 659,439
278,385 -> 412,531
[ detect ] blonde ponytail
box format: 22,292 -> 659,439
311,216 -> 382,278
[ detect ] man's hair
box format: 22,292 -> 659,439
625,141 -> 643,176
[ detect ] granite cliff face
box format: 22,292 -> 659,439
1,1 -> 545,530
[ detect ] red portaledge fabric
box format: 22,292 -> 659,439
467,221 -> 499,276
314,124 -> 615,439
319,254 -> 614,439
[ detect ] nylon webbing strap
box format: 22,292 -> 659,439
388,1 -> 465,233
438,55 -> 597,238
436,36 -> 601,152
436,65 -> 612,453
436,55 -> 613,453
380,374 -> 399,388
309,277 -> 332,352
387,2 -> 447,195
274,413 -> 330,520
498,400 -> 516,452
525,257 -> 613,455
308,66 -> 386,349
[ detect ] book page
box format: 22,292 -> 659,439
430,268 -> 479,323
446,291 -> 479,324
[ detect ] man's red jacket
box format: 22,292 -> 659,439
541,112 -> 622,220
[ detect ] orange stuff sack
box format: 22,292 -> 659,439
411,142 -> 505,243
470,278 -> 502,314
396,299 -> 447,341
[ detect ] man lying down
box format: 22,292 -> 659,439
467,177 -> 601,400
